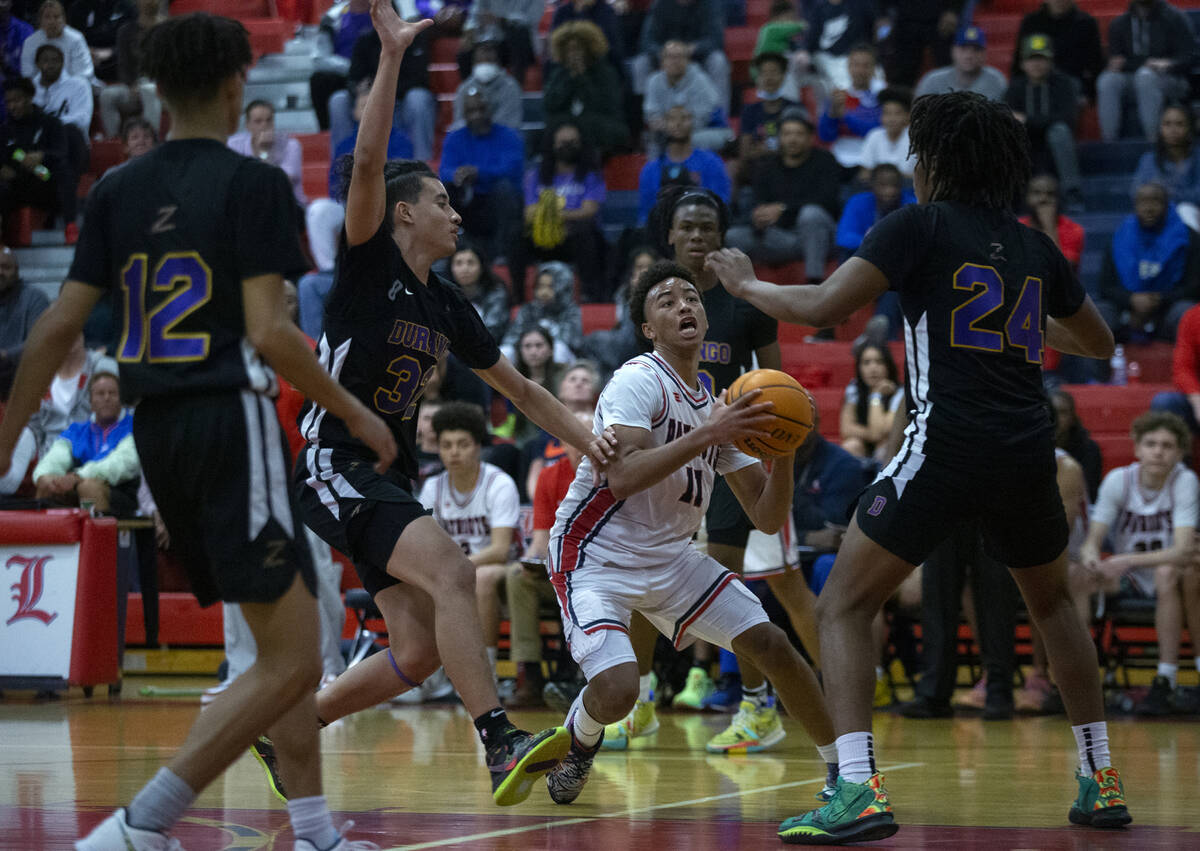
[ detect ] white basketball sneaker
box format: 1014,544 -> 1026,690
75,808 -> 183,850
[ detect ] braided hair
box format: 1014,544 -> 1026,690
645,185 -> 729,259
140,13 -> 252,104
908,91 -> 1030,210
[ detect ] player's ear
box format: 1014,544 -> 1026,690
641,321 -> 654,342
394,199 -> 412,226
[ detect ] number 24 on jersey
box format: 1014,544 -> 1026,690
950,263 -> 1044,364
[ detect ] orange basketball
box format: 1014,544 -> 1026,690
725,369 -> 814,459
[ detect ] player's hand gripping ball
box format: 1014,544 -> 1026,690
726,369 -> 814,458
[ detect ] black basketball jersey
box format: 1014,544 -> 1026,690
68,139 -> 308,400
697,281 -> 778,395
856,201 -> 1085,458
299,220 -> 501,480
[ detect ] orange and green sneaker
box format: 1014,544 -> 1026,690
778,772 -> 898,845
1068,766 -> 1132,828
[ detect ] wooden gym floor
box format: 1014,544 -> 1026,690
1,680 -> 1197,850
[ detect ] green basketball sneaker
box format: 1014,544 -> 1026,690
1068,766 -> 1132,828
778,773 -> 898,845
705,700 -> 786,753
601,698 -> 659,750
672,666 -> 714,710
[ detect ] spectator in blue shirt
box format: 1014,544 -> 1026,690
32,362 -> 140,516
816,42 -> 883,167
637,104 -> 731,225
835,163 -> 916,256
439,88 -> 525,281
0,0 -> 33,82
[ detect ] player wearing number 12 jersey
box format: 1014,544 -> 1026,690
708,92 -> 1131,845
0,13 -> 399,851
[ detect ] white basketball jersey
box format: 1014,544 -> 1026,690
551,352 -> 757,572
418,461 -> 521,556
1056,448 -> 1090,560
1092,461 -> 1199,556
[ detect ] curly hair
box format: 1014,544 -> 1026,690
1131,410 -> 1190,449
140,13 -> 252,104
909,91 -> 1030,209
549,20 -> 609,65
628,259 -> 697,345
646,185 -> 729,259
431,400 -> 490,445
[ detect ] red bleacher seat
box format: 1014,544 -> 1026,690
581,302 -> 615,335
432,36 -> 460,65
296,131 -> 331,163
171,0 -> 271,14
302,161 -> 327,201
603,154 -> 646,191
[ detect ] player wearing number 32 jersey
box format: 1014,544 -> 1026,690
707,92 -> 1131,845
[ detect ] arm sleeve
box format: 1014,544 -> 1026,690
599,363 -> 667,431
67,180 -> 113,290
703,154 -> 732,202
64,79 -> 93,132
70,31 -> 95,83
32,438 -> 73,481
1042,236 -> 1087,318
76,433 -> 140,485
417,479 -> 436,510
448,285 -> 503,370
1170,469 -> 1199,530
853,204 -> 927,293
19,31 -> 37,78
1090,468 -> 1125,527
714,444 -> 758,475
232,162 -> 310,281
817,105 -> 840,143
487,471 -> 522,529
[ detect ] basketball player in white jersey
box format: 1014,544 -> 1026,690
1080,411 -> 1199,715
541,260 -> 838,805
418,401 -> 522,682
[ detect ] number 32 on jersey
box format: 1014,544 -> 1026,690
950,263 -> 1043,364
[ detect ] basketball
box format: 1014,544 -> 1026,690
725,369 -> 814,459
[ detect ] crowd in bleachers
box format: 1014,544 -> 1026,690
0,0 -> 1198,713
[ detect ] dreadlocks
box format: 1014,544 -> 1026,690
140,13 -> 252,104
909,91 -> 1030,210
645,185 -> 729,258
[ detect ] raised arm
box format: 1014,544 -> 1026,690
707,249 -> 889,329
344,0 -> 432,246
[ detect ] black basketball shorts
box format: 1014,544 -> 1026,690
133,391 -> 317,607
705,474 -> 754,548
855,439 -> 1069,569
293,445 -> 431,598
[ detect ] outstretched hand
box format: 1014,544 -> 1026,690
370,0 -> 434,55
705,388 -> 775,447
705,248 -> 757,299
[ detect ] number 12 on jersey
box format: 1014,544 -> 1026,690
118,252 -> 213,363
950,263 -> 1044,364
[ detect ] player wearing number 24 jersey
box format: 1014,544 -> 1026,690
708,92 -> 1129,846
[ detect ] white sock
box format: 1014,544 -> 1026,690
287,795 -> 339,850
567,687 -> 605,748
126,767 -> 195,833
743,682 -> 770,709
1157,662 -> 1178,687
1071,722 -> 1112,777
638,673 -> 654,703
836,731 -> 876,784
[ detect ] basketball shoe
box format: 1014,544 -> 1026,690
601,698 -> 659,750
777,773 -> 898,845
294,820 -> 380,849
546,730 -> 603,804
487,726 -> 571,806
672,666 -> 714,710
250,736 -> 288,802
75,808 -> 182,850
1068,766 -> 1132,828
705,700 -> 786,753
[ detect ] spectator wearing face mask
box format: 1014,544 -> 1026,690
512,122 -> 609,302
452,27 -> 523,131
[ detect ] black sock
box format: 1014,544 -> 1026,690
474,706 -> 514,747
